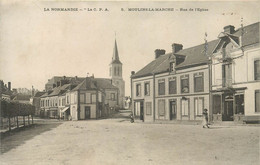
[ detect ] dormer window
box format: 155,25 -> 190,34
170,62 -> 175,72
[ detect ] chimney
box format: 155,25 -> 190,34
224,25 -> 235,34
8,82 -> 11,91
75,76 -> 78,80
172,43 -> 183,53
91,74 -> 94,78
154,49 -> 166,59
56,81 -> 61,87
63,76 -> 66,80
32,86 -> 35,96
85,77 -> 92,88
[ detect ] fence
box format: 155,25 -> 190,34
0,100 -> 35,131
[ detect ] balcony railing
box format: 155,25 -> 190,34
215,78 -> 233,87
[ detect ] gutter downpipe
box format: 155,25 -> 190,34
209,56 -> 213,123
130,75 -> 133,117
153,73 -> 156,122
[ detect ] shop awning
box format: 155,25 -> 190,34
61,107 -> 69,113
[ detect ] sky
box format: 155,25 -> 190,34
1,0 -> 260,96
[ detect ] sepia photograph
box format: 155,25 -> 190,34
0,0 -> 260,164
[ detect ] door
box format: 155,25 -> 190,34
223,95 -> 233,121
170,101 -> 177,120
140,101 -> 144,121
85,106 -> 91,119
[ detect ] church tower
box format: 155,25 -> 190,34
109,39 -> 125,108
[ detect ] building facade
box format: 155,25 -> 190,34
211,22 -> 260,123
40,76 -> 119,120
131,22 -> 260,123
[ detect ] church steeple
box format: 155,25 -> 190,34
111,39 -> 122,64
109,37 -> 125,109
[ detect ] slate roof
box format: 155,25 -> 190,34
175,39 -> 219,69
72,78 -> 118,91
13,94 -> 31,101
72,78 -> 97,91
132,22 -> 259,78
95,78 -> 118,89
34,91 -> 45,97
48,84 -> 71,96
233,22 -> 259,47
132,53 -> 172,78
111,39 -> 122,64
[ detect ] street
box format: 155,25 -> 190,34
0,117 -> 259,165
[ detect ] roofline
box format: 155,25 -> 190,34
175,62 -> 208,70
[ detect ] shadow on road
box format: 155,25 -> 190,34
0,122 -> 62,154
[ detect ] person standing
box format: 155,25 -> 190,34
202,109 -> 209,128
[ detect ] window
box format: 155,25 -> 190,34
80,94 -> 85,103
91,94 -> 97,103
146,102 -> 152,115
114,67 -> 116,76
235,94 -> 244,114
111,93 -> 115,101
136,84 -> 141,96
158,99 -> 165,116
222,64 -> 232,87
62,98 -> 65,106
213,95 -> 221,114
181,99 -> 189,116
86,93 -> 91,103
194,72 -> 204,92
74,93 -> 77,103
135,102 -> 140,116
55,99 -> 57,106
66,95 -> 69,104
170,62 -> 175,72
256,90 -> 260,112
181,75 -> 189,93
254,59 -> 260,80
144,82 -> 150,96
158,79 -> 165,95
169,77 -> 177,94
92,94 -> 96,103
194,98 -> 204,116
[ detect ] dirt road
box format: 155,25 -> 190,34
0,119 -> 259,165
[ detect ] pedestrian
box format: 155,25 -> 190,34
202,109 -> 209,128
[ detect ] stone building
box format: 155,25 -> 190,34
109,39 -> 125,109
211,22 -> 260,123
131,22 -> 260,123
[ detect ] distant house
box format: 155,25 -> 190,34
12,94 -> 31,104
31,91 -> 45,116
0,80 -> 12,101
40,76 -> 118,120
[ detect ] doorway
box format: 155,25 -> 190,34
140,101 -> 144,121
85,106 -> 91,119
169,100 -> 177,120
223,95 -> 234,121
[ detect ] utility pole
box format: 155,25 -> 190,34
205,32 -> 213,122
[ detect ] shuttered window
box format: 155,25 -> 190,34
158,100 -> 165,116
256,90 -> 260,112
169,77 -> 177,94
158,79 -> 165,95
